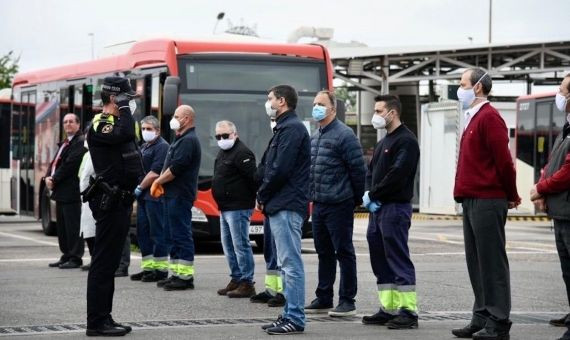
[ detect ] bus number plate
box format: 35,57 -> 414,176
249,225 -> 263,235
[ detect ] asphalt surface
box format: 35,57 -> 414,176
0,216 -> 567,339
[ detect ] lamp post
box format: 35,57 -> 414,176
88,33 -> 94,60
212,12 -> 225,34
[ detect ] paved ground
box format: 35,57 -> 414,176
0,216 -> 567,339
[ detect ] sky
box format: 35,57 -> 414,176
0,0 -> 567,74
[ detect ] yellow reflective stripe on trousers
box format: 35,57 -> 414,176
141,255 -> 154,271
398,291 -> 418,312
265,274 -> 283,294
169,259 -> 179,276
154,258 -> 169,272
176,260 -> 194,280
378,284 -> 399,315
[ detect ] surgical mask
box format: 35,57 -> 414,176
555,92 -> 568,113
312,105 -> 327,121
371,114 -> 386,129
457,72 -> 488,110
169,117 -> 181,131
217,138 -> 235,150
265,101 -> 277,118
129,99 -> 137,115
142,130 -> 157,142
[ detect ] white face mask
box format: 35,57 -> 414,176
555,92 -> 568,113
142,130 -> 157,142
217,138 -> 236,150
129,99 -> 137,115
169,117 -> 181,131
371,114 -> 386,130
265,101 -> 277,118
457,72 -> 488,110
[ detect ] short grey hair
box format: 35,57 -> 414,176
215,120 -> 237,134
466,67 -> 492,95
140,115 -> 160,130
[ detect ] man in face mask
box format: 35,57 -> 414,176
150,105 -> 201,291
452,68 -> 521,340
305,90 -> 366,317
130,116 -> 170,283
258,85 -> 310,334
362,95 -> 420,330
530,75 -> 570,340
211,120 -> 258,298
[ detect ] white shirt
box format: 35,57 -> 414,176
464,100 -> 489,130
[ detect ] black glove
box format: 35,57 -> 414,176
114,93 -> 130,111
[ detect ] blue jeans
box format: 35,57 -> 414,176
164,197 -> 195,273
269,210 -> 305,328
312,200 -> 357,305
264,218 -> 279,271
136,199 -> 169,268
220,209 -> 255,283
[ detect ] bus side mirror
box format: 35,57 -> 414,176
163,76 -> 180,116
336,99 -> 346,123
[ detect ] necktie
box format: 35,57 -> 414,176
51,138 -> 70,175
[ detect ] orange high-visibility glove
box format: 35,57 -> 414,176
150,181 -> 165,198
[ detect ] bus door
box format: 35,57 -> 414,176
11,90 -> 36,215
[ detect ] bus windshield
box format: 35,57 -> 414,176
178,55 -> 327,180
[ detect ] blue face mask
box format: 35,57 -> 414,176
312,105 -> 327,121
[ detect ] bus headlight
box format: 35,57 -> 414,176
191,207 -> 208,222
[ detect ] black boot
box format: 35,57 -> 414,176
452,323 -> 484,338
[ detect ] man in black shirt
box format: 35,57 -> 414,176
212,120 -> 257,298
361,95 -> 420,330
151,105 -> 201,291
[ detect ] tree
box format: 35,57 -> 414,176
335,86 -> 356,112
0,51 -> 20,89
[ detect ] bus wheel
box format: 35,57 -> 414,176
252,236 -> 264,251
41,188 -> 57,236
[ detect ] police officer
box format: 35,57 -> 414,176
85,77 -> 142,336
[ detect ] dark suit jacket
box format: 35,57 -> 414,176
47,134 -> 87,203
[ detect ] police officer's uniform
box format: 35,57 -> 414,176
85,77 -> 142,336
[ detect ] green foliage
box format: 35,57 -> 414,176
0,51 -> 20,89
334,86 -> 356,111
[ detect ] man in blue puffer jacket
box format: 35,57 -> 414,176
305,90 -> 366,317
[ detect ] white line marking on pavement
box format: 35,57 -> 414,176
0,231 -> 59,246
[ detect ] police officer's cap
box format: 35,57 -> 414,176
101,77 -> 136,97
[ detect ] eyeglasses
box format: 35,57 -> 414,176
215,133 -> 231,140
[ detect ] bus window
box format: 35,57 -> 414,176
82,84 -> 94,128
517,100 -> 534,168
535,102 -> 551,181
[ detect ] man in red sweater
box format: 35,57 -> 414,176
530,75 -> 570,340
452,68 -> 521,340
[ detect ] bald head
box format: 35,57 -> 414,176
173,105 -> 195,133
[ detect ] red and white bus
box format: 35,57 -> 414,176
515,91 -> 567,214
10,38 -> 334,246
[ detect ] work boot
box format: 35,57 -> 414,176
142,271 -> 167,282
386,314 -> 419,329
157,276 -> 174,288
227,281 -> 256,298
250,290 -> 273,303
362,310 -> 396,325
217,279 -> 239,296
551,313 -> 570,327
267,293 -> 286,307
163,276 -> 194,291
59,260 -> 82,269
130,271 -> 147,281
452,323 -> 484,338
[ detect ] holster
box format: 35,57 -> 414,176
81,176 -> 134,210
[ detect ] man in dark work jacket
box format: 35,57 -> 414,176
46,113 -> 87,269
